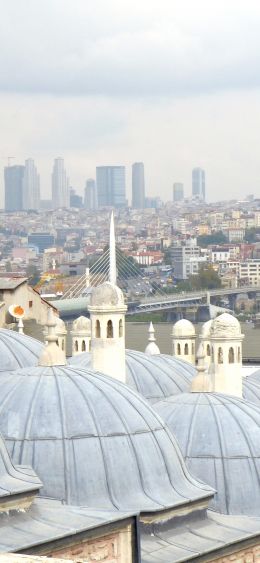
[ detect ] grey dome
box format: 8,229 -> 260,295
69,349 -> 195,403
0,365 -> 211,512
155,392 -> 260,516
243,376 -> 260,407
0,329 -> 44,372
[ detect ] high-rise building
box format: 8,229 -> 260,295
51,158 -> 69,209
192,168 -> 205,200
4,165 -> 25,212
23,159 -> 40,210
132,162 -> 145,208
96,166 -> 126,208
173,183 -> 184,202
84,178 -> 97,210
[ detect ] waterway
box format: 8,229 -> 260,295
125,322 -> 260,359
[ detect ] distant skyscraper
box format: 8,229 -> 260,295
132,162 -> 145,209
52,158 -> 69,209
96,166 -> 126,208
84,178 -> 97,210
192,168 -> 205,200
23,159 -> 40,210
173,183 -> 184,202
4,165 -> 25,212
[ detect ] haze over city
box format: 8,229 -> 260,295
1,0 -> 260,204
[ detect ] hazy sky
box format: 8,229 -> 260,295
0,0 -> 260,203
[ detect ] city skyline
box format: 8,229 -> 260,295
0,1 -> 260,206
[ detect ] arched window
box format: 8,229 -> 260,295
119,319 -> 123,337
177,343 -> 181,355
184,343 -> 189,355
207,344 -> 211,356
95,320 -> 101,338
211,347 -> 214,362
238,347 -> 241,362
218,347 -> 223,364
75,340 -> 79,352
228,347 -> 234,363
62,339 -> 64,351
107,320 -> 113,338
82,340 -> 86,352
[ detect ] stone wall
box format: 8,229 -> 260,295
211,544 -> 260,562
48,525 -> 133,563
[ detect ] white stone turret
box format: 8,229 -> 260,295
145,322 -> 160,355
199,319 -> 213,370
208,313 -> 244,397
43,316 -> 67,353
191,342 -> 211,392
39,308 -> 66,367
71,315 -> 91,355
171,319 -> 196,365
88,213 -> 127,382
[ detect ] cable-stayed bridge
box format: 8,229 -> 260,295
51,246 -> 260,319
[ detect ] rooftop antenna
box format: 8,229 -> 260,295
109,211 -> 117,285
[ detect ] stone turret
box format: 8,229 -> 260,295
199,319 -> 213,370
88,213 -> 127,382
171,319 -> 196,365
208,313 -> 244,397
39,308 -> 66,367
71,315 -> 91,355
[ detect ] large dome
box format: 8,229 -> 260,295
243,376 -> 260,407
155,392 -> 260,516
69,349 -> 195,403
0,365 -> 211,512
172,319 -> 195,337
210,313 -> 241,338
0,329 -> 43,372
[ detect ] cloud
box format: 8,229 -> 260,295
0,0 -> 260,97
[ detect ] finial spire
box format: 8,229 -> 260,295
38,309 -> 66,367
145,322 -> 160,355
191,342 -> 210,392
109,211 -> 117,285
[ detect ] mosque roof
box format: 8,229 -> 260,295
172,319 -> 195,337
155,392 -> 260,516
0,329 -> 43,372
0,365 -> 212,513
69,349 -> 195,403
72,315 -> 90,332
243,375 -> 260,406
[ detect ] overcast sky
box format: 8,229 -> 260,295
0,0 -> 260,203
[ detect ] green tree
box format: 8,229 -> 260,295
188,263 -> 221,290
197,231 -> 228,247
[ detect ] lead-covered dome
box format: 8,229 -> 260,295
90,282 -> 125,307
0,365 -> 211,512
69,349 -> 195,403
0,329 -> 44,372
155,392 -> 260,516
172,319 -> 195,337
72,315 -> 90,332
243,375 -> 260,407
210,313 -> 241,338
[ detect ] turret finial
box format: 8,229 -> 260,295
38,309 -> 66,367
145,322 -> 160,355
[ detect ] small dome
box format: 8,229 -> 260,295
55,317 -> 67,334
90,282 -> 125,308
155,392 -> 260,516
72,315 -> 91,333
145,342 -> 160,355
0,365 -> 211,512
210,313 -> 241,338
69,349 -> 195,404
172,319 -> 195,337
200,319 -> 213,338
0,329 -> 43,372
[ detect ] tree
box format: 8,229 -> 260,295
197,232 -> 228,247
188,264 -> 221,290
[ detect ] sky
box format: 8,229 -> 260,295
0,0 -> 260,203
